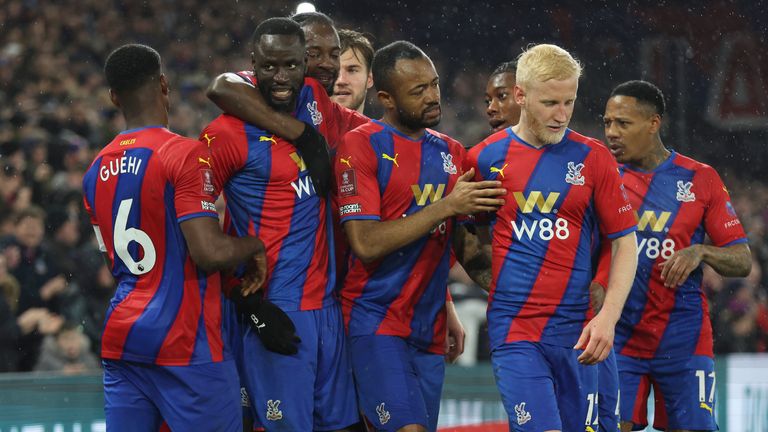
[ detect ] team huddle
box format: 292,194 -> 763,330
82,10 -> 752,432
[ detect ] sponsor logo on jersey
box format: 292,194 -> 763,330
411,184 -> 446,206
565,161 -> 585,186
259,135 -> 277,145
340,155 -> 352,168
636,210 -> 671,232
376,403 -> 391,425
441,151 -> 457,174
266,399 -> 283,421
514,402 -> 531,425
490,163 -> 508,179
201,201 -> 216,212
198,156 -> 212,168
699,402 -> 713,415
382,153 -> 399,167
289,152 -> 307,171
340,203 -> 362,216
340,169 -> 357,197
513,191 -> 560,213
676,180 -> 696,202
307,101 -> 323,125
202,133 -> 215,147
201,169 -> 215,195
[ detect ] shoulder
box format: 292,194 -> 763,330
671,152 -> 712,173
467,129 -> 513,159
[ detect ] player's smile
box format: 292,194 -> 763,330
270,86 -> 294,102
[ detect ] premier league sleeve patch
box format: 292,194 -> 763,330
339,169 -> 358,197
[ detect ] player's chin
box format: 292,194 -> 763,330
421,111 -> 441,128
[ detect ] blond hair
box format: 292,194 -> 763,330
515,44 -> 582,89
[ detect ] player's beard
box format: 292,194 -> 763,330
397,103 -> 441,130
524,106 -> 567,145
258,80 -> 300,113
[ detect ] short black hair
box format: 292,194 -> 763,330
610,80 -> 666,117
104,44 -> 161,93
251,17 -> 305,47
291,11 -> 334,27
339,29 -> 374,71
491,60 -> 517,77
372,41 -> 428,93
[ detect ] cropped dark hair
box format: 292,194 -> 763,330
250,17 -> 305,47
491,60 -> 517,77
610,80 -> 666,117
339,29 -> 374,71
290,11 -> 334,27
372,41 -> 427,93
104,44 -> 161,93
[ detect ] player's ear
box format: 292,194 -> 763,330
377,90 -> 394,110
648,113 -> 662,134
513,84 -> 525,106
109,89 -> 121,109
159,74 -> 169,96
366,72 -> 374,90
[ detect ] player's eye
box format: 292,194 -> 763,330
499,92 -> 508,100
306,51 -> 320,59
485,98 -> 492,106
262,64 -> 274,72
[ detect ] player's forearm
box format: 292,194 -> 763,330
600,232 -> 638,323
206,73 -> 305,140
454,226 -> 493,292
700,243 -> 752,277
345,200 -> 453,264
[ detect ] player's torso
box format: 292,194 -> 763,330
616,155 -> 712,357
83,127 -> 224,365
212,119 -> 334,312
341,123 -> 462,351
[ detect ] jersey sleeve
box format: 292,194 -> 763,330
333,129 -> 381,222
700,167 -> 748,247
590,144 -> 637,239
200,116 -> 248,194
305,78 -> 369,150
161,137 -> 219,222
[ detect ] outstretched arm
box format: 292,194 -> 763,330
344,169 -> 504,264
660,243 -> 751,287
206,73 -> 305,140
181,216 -> 266,294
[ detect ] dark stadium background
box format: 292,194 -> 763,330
0,0 -> 766,430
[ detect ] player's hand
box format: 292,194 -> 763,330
445,301 -> 465,363
292,122 -> 331,198
588,281 -> 606,314
574,312 -> 615,365
231,286 -> 301,355
659,245 -> 703,288
241,242 -> 268,296
443,168 -> 505,216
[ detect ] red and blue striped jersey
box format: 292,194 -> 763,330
334,120 -> 465,354
609,152 -> 747,359
82,126 -> 225,366
465,128 -> 637,350
201,78 -> 365,311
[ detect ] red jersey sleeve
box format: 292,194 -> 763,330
305,78 -> 369,150
590,143 -> 636,238
464,143 -> 492,225
200,116 -> 248,193
159,137 -> 219,221
700,166 -> 748,246
334,129 -> 381,222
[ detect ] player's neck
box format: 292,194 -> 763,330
633,140 -> 670,171
121,96 -> 169,130
381,113 -> 424,140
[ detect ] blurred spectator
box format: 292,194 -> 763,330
34,321 -> 99,375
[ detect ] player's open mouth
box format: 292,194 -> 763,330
489,118 -> 506,131
334,89 -> 351,96
315,73 -> 336,85
608,144 -> 624,155
271,88 -> 293,101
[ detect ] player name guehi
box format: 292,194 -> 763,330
100,155 -> 143,181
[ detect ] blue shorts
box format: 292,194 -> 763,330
240,304 -> 358,431
491,341 -> 598,432
617,353 -> 717,431
598,349 -> 621,432
349,335 -> 445,432
103,359 -> 241,432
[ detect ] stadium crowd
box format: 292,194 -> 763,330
1,0 -> 766,374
